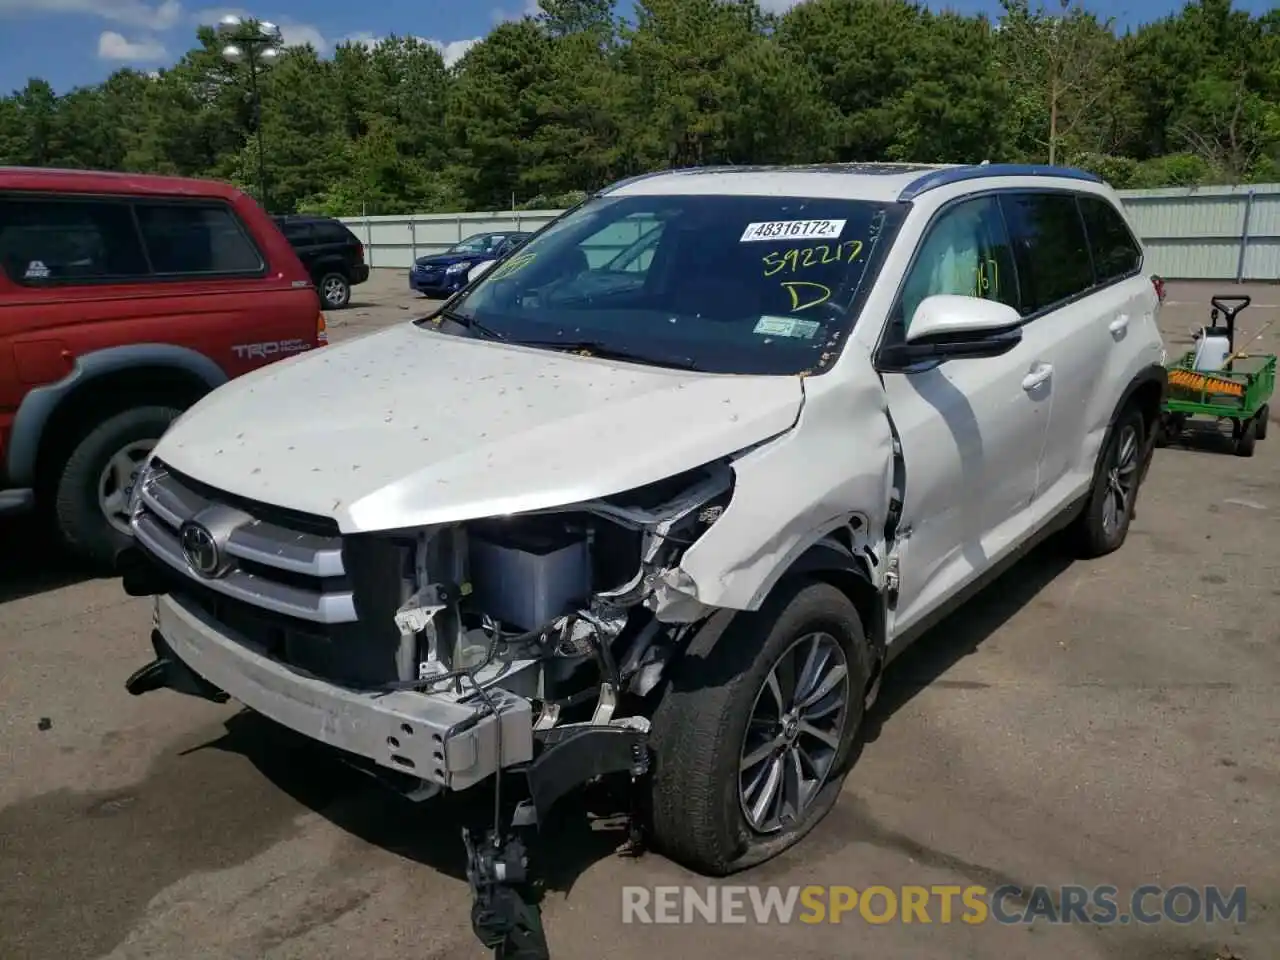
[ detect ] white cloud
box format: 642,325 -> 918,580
431,37 -> 478,66
0,0 -> 181,30
97,29 -> 168,59
339,31 -> 479,67
758,0 -> 807,11
277,20 -> 327,51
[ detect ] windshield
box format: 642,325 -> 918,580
450,233 -> 504,255
446,194 -> 905,375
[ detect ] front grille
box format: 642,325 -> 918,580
133,461 -> 354,623
132,460 -> 409,687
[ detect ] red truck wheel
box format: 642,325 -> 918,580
53,406 -> 180,568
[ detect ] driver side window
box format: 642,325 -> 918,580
893,196 -> 1019,336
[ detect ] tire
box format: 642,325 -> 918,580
53,406 -> 180,569
1070,405 -> 1146,559
1235,418 -> 1257,457
647,579 -> 872,876
1255,404 -> 1269,440
318,272 -> 351,309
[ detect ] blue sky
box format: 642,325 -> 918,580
0,0 -> 1272,95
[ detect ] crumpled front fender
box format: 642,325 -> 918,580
652,340 -> 895,620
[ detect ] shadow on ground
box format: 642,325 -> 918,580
185,541 -> 1076,907
0,517 -> 98,604
188,709 -> 631,898
864,539 -> 1075,740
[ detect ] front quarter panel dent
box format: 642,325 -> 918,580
656,343 -> 895,619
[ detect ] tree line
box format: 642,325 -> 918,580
1,0 -> 1277,217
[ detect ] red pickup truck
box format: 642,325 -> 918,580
0,167 -> 327,566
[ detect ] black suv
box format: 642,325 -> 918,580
273,215 -> 370,309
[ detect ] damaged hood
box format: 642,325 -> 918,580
153,323 -> 805,532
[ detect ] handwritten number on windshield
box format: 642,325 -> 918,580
762,240 -> 863,278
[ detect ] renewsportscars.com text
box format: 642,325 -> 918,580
621,884 -> 1248,926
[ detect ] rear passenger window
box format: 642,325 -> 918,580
895,195 -> 1019,332
133,202 -> 264,275
316,222 -> 352,244
281,221 -> 314,244
1078,195 -> 1141,283
0,197 -> 148,285
999,192 -> 1093,314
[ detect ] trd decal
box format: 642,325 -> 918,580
231,339 -> 312,360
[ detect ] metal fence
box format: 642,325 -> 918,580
1119,184 -> 1280,282
342,183 -> 1280,281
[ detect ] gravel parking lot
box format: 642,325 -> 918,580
2,272 -> 1278,960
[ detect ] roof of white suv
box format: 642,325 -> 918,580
604,162 -> 1106,204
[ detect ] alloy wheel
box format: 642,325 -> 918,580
97,440 -> 154,536
1101,423 -> 1139,537
322,276 -> 347,307
738,631 -> 850,834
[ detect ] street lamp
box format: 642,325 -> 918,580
215,13 -> 283,212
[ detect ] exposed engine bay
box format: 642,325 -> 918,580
383,460 -> 733,724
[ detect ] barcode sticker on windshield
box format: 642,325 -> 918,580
740,219 -> 846,243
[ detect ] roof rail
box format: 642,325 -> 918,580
897,163 -> 1103,201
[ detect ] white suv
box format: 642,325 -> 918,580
121,163 -> 1166,881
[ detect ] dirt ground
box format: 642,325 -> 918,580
1,272 -> 1278,960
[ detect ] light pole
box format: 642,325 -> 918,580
215,14 -> 283,212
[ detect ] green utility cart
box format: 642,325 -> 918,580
1159,295 -> 1276,458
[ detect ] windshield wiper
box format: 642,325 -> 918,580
427,308 -> 507,341
511,338 -> 702,371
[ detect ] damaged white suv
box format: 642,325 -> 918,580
121,163 -> 1166,884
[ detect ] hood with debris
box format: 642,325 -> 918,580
153,323 -> 806,532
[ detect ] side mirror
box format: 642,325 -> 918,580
880,295 -> 1023,369
468,259 -> 496,283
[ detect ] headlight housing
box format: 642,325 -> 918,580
445,261 -> 470,275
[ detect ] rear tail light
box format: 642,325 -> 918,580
316,310 -> 328,345
356,241 -> 365,264
1151,274 -> 1166,303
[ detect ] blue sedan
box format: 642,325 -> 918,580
410,231 -> 530,298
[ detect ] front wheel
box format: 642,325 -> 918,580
1255,404 -> 1269,441
647,580 -> 872,876
53,406 -> 180,568
1070,406 -> 1146,559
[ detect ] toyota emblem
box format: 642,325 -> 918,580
179,522 -> 222,577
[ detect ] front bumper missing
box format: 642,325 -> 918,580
138,593 -> 534,791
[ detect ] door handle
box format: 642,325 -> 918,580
1109,315 -> 1130,335
1022,363 -> 1053,391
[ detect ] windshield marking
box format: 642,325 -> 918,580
762,240 -> 864,277
781,281 -> 833,312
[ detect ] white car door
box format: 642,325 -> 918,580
997,190 -> 1136,510
877,195 -> 1053,638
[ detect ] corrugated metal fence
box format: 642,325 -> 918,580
342,183 -> 1280,281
